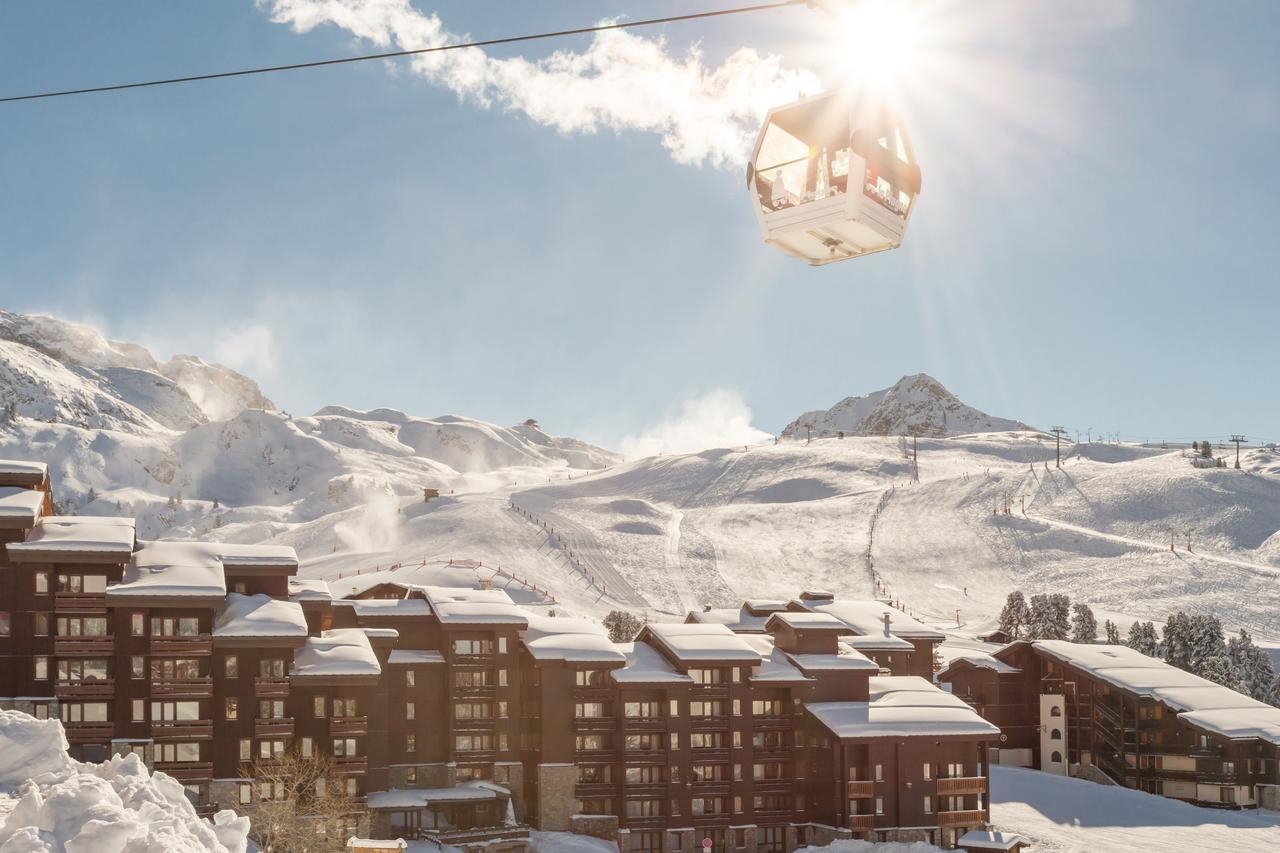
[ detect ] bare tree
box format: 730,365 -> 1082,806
246,750 -> 362,852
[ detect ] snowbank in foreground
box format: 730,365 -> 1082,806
0,710 -> 249,853
797,842 -> 943,852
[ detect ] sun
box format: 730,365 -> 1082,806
832,0 -> 925,94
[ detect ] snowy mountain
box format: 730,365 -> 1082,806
782,373 -> 1032,438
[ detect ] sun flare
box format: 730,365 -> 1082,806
834,0 -> 925,94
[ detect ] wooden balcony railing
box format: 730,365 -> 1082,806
151,635 -> 213,656
254,676 -> 290,698
938,809 -> 986,828
333,755 -> 369,774
849,809 -> 880,829
151,677 -> 214,698
936,776 -> 987,796
55,678 -> 114,698
255,718 -> 296,738
63,721 -> 115,741
846,780 -> 875,799
154,762 -> 214,781
54,592 -> 107,612
151,719 -> 214,740
53,636 -> 115,655
330,716 -> 368,736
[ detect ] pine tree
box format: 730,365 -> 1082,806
1104,620 -> 1121,644
1200,440 -> 1213,459
1187,614 -> 1226,676
85,487 -> 98,505
1200,654 -> 1233,687
1126,621 -> 1159,657
166,494 -> 177,510
1159,612 -> 1192,670
997,591 -> 1030,640
1226,629 -> 1276,702
1070,603 -> 1097,643
1026,594 -> 1051,640
603,610 -> 645,643
1047,593 -> 1072,640
212,497 -> 220,510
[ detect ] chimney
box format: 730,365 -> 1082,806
478,577 -> 493,590
882,612 -> 892,637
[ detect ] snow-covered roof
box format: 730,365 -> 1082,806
288,577 -> 333,602
807,676 -> 1001,739
941,653 -> 1021,675
0,487 -> 46,523
612,641 -> 693,684
418,584 -> 531,626
215,543 -> 298,568
766,611 -> 852,632
331,598 -> 432,617
213,593 -> 308,638
366,782 -> 504,810
292,628 -> 381,679
642,622 -> 763,663
787,640 -> 880,674
0,459 -> 47,477
346,841 -> 406,851
743,599 -> 789,614
801,599 -> 946,640
958,830 -> 1027,851
686,608 -> 769,633
387,649 -> 446,666
522,616 -> 626,664
108,540 -> 226,600
842,632 -> 914,652
7,516 -> 135,557
1027,641 -> 1280,745
740,635 -> 811,683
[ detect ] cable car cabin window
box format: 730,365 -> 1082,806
754,120 -> 850,213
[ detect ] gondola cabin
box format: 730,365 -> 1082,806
747,91 -> 921,265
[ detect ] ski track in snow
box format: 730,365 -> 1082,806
663,508 -> 699,612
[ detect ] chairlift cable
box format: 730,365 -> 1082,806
0,1 -> 806,105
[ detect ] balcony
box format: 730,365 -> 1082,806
54,635 -> 115,655
254,676 -> 290,698
453,684 -> 496,698
621,716 -> 667,731
151,636 -> 213,656
421,826 -> 529,847
54,592 -> 107,612
938,809 -> 986,829
849,809 -> 880,829
574,716 -> 617,731
151,677 -> 214,698
55,678 -> 114,699
936,776 -> 987,796
333,755 -> 368,774
330,716 -> 369,736
255,718 -> 295,738
151,719 -> 214,740
154,762 -> 214,782
63,721 -> 115,741
846,780 -> 875,799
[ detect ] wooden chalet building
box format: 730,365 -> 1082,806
1,459 -> 1004,850
938,640 -> 1280,810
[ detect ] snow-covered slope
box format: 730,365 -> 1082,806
783,373 -> 1032,438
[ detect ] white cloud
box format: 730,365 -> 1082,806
212,323 -> 277,376
261,0 -> 820,168
620,389 -> 771,459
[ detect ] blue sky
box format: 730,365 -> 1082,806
1,1 -> 1277,450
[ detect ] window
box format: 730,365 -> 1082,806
752,699 -> 786,716
405,702 -> 416,721
60,703 -> 109,723
576,702 -> 606,719
632,832 -> 662,853
625,766 -> 663,784
455,702 -> 493,720
131,699 -> 145,722
753,732 -> 785,750
223,655 -> 238,678
625,734 -> 664,752
575,669 -> 608,687
406,734 -> 416,753
690,732 -> 727,749
923,795 -> 933,814
57,574 -> 106,594
151,617 -> 199,637
874,764 -> 883,782
333,737 -> 358,757
626,799 -> 664,817
1050,705 -> 1063,717
56,616 -> 108,637
233,581 -> 247,594
453,637 -> 495,655
623,700 -> 661,718
498,701 -> 509,719
753,794 -> 787,812
690,700 -> 727,718
498,636 -> 508,653
239,740 -> 251,761
260,740 -> 286,760
35,572 -> 49,594
1222,761 -> 1235,775
690,764 -> 727,782
454,670 -> 492,688
689,668 -> 725,685
259,658 -> 286,678
498,669 -> 508,686
57,659 -> 110,682
875,797 -> 884,815
454,734 -> 494,753
575,734 -> 607,752
1051,728 -> 1062,740
131,613 -> 145,636
1050,751 -> 1063,764
33,704 -> 48,720
0,611 -> 8,636
923,762 -> 932,780
578,765 -> 613,784
406,767 -> 417,784
131,657 -> 145,678
690,797 -> 725,816
669,699 -> 679,718
333,698 -> 358,717
313,697 -> 326,717
753,762 -> 786,781
150,659 -> 200,679
405,670 -> 415,687
579,798 -> 613,816
225,698 -> 239,720
258,700 -> 284,719
670,732 -> 679,751
1222,786 -> 1236,804
156,742 -> 201,763
945,762 -> 964,778
34,613 -> 49,635
151,701 -> 200,721
238,783 -> 252,805
301,737 -> 313,758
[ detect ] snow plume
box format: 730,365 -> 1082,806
333,480 -> 403,553
621,389 -> 771,459
212,322 -> 277,378
260,0 -> 820,167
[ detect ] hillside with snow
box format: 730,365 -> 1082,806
3,310 -> 1280,643
782,373 -> 1031,439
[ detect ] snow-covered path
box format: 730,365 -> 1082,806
663,509 -> 699,612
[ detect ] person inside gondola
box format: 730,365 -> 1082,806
770,170 -> 791,209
